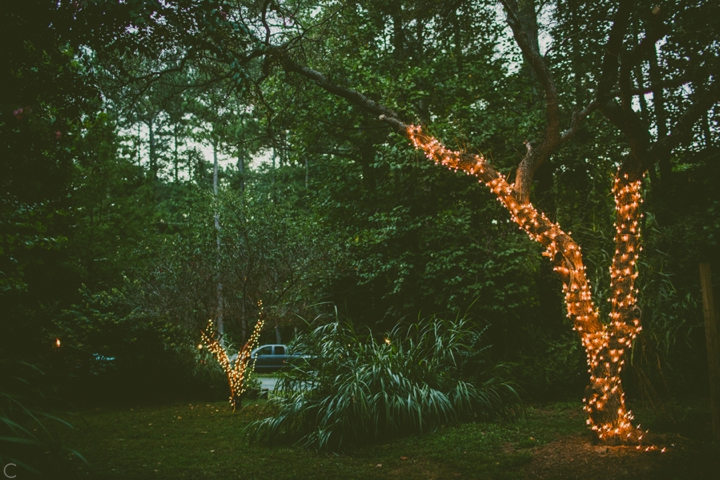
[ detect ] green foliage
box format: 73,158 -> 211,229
0,360 -> 85,478
247,314 -> 519,450
306,137 -> 545,331
1,0 -> 100,361
0,200 -> 67,292
127,184 -> 338,344
54,286 -> 226,404
67,111 -> 157,290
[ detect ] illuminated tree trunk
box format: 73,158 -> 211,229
201,308 -> 264,411
585,174 -> 644,443
407,126 -> 644,444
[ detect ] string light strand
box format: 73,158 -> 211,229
201,301 -> 265,411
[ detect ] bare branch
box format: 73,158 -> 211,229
271,48 -> 406,132
559,100 -> 598,143
619,6 -> 668,114
609,76 -> 693,97
645,78 -> 720,172
500,0 -> 580,203
261,0 -> 272,45
597,0 -> 633,100
500,0 -> 560,141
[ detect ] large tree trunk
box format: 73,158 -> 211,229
270,0 -> 716,446
408,126 -> 643,444
589,174 -> 644,442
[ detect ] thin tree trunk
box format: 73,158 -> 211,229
392,7 -> 405,61
271,148 -> 276,203
702,113 -> 713,148
174,127 -> 179,182
241,283 -> 248,343
700,263 -> 720,440
187,150 -> 193,182
241,316 -> 247,346
136,123 -> 141,167
275,324 -> 282,344
237,146 -> 245,193
148,118 -> 157,180
213,142 -> 224,343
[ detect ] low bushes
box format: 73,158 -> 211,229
247,315 -> 519,450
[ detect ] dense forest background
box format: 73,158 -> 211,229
2,0 -> 718,411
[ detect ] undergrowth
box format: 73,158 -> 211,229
246,314 -> 520,450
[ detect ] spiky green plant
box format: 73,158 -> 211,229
246,314 -> 519,450
0,360 -> 85,478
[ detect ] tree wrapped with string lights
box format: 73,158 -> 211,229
201,302 -> 265,411
403,126 -> 644,443
263,0 -> 718,444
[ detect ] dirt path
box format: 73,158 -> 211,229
523,434 -> 719,479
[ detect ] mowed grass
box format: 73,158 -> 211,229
58,400 -> 718,479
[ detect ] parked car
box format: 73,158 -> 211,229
249,344 -> 307,372
227,344 -> 309,372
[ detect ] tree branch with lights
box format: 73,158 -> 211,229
398,124 -> 645,444
201,302 -> 265,411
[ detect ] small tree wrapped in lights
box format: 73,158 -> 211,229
201,302 -> 265,411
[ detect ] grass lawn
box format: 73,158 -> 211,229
58,400 -> 720,479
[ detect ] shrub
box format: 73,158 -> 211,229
0,360 -> 84,478
246,314 -> 519,450
53,286 -> 227,404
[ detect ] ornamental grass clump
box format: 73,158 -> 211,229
0,360 -> 85,478
246,315 -> 519,450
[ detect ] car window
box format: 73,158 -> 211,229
256,346 -> 272,356
275,346 -> 286,355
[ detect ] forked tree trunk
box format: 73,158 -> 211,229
408,126 -> 643,444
